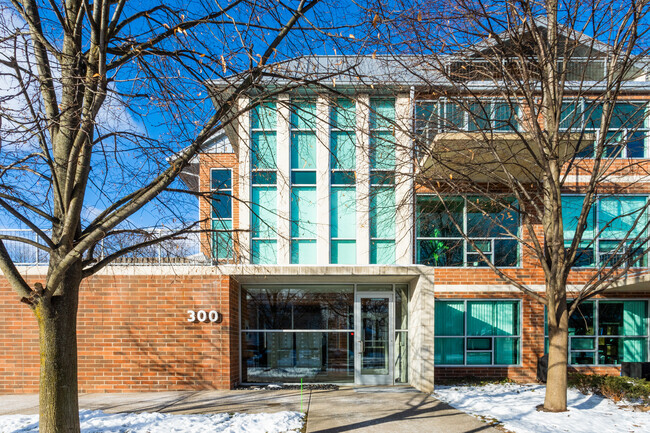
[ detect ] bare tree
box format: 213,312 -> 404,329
362,0 -> 650,411
0,0 -> 348,430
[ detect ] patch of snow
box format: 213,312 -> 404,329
0,409 -> 304,433
434,383 -> 650,433
247,367 -> 320,379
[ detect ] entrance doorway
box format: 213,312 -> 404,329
354,292 -> 394,385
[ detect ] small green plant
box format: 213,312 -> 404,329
568,373 -> 650,405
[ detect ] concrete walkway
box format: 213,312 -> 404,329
0,387 -> 501,433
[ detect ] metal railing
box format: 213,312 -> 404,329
0,229 -> 210,266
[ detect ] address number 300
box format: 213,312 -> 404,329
187,310 -> 222,323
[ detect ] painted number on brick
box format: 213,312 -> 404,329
187,310 -> 221,323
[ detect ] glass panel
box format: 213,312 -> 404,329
252,187 -> 277,238
562,195 -> 595,240
369,98 -> 395,129
467,352 -> 492,365
571,338 -> 595,350
468,102 -> 490,131
212,219 -> 233,260
331,171 -> 356,185
291,187 -> 317,238
291,171 -> 317,185
211,169 -> 232,189
291,100 -> 316,129
252,171 -> 277,185
571,352 -> 595,365
560,102 -> 582,130
291,132 -> 316,170
467,302 -> 494,336
395,285 -> 408,330
394,332 -> 408,383
623,301 -> 647,336
416,196 -> 463,238
568,302 -> 595,335
291,240 -> 317,265
370,187 -> 395,239
467,197 -> 518,238
243,331 -> 354,383
599,302 -> 624,336
251,132 -> 277,170
599,196 -> 647,239
494,302 -> 518,336
434,301 -> 465,336
331,131 -> 356,170
622,337 -> 647,362
331,240 -> 356,264
331,98 -> 356,130
243,285 -> 354,330
251,240 -> 277,264
611,103 -> 645,129
495,338 -> 519,364
493,103 -> 515,131
370,240 -> 395,265
251,101 -> 277,130
494,239 -> 518,266
370,131 -> 396,170
361,297 -> 390,375
467,337 -> 491,350
331,187 -> 356,239
211,193 -> 232,219
357,284 -> 393,292
434,338 -> 464,364
370,171 -> 396,185
628,131 -> 646,158
417,239 -> 464,266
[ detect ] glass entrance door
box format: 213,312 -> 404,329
355,292 -> 394,385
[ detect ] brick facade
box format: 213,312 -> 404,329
0,271 -> 239,393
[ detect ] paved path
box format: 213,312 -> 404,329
0,387 -> 501,433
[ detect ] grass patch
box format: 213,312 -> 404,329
568,373 -> 650,405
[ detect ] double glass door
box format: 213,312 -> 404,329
354,292 -> 394,385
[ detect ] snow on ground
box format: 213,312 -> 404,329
0,409 -> 304,433
434,383 -> 650,433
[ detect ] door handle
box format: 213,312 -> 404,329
359,340 -> 364,353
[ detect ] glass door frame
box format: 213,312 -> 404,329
354,291 -> 395,385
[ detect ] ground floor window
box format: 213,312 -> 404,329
545,300 -> 649,365
434,300 -> 521,366
240,284 -> 408,384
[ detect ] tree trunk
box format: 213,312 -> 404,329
544,299 -> 569,412
35,288 -> 81,433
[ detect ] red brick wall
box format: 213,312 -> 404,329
0,272 -> 240,393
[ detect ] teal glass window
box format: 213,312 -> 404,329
564,100 -> 648,158
211,168 -> 234,261
291,99 -> 317,264
435,300 -> 520,365
331,187 -> 356,264
416,196 -> 519,267
545,300 -> 649,365
370,187 -> 395,264
251,100 -> 278,264
562,195 -> 648,267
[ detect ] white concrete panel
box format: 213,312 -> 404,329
316,96 -> 331,265
395,94 -> 414,265
238,96 -> 251,264
356,94 -> 370,265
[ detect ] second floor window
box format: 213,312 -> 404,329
416,196 -> 519,267
562,195 -> 649,267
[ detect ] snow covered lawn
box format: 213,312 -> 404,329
434,383 -> 650,433
0,409 -> 304,433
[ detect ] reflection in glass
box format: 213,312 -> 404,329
243,331 -> 354,383
361,297 -> 389,375
395,331 -> 408,383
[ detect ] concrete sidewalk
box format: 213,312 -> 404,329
0,387 -> 500,433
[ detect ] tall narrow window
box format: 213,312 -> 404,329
369,98 -> 396,264
330,98 -> 357,264
251,101 -> 278,264
211,168 -> 233,261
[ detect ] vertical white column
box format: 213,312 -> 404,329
316,96 -> 331,265
356,94 -> 370,265
238,96 -> 251,264
395,93 -> 414,265
276,94 -> 291,264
